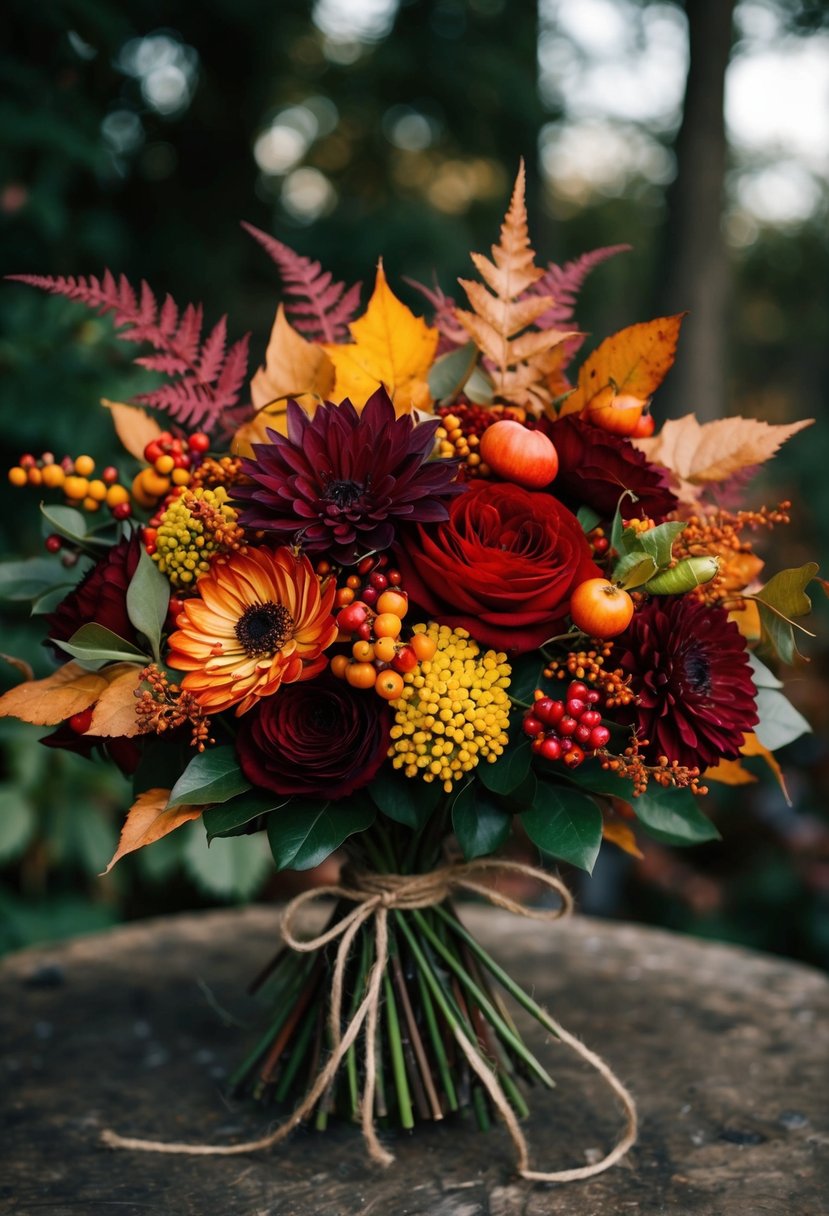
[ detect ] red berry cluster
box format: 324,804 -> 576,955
522,681 -> 611,769
143,430 -> 209,471
318,552 -> 406,613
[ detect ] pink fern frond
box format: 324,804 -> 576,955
134,353 -> 192,377
198,316 -> 228,382
213,335 -> 250,412
242,221 -> 361,343
404,277 -> 468,354
529,244 -> 631,329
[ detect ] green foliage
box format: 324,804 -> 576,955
126,545 -> 169,663
632,787 -> 720,846
267,797 -> 375,871
451,782 -> 511,860
52,623 -> 147,668
203,790 -> 288,842
167,746 -> 250,808
753,563 -> 819,665
369,768 -> 442,830
522,779 -> 603,873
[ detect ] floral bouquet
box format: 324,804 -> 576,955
0,165 -> 819,1181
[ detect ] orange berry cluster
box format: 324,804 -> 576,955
671,502 -> 791,606
134,663 -> 214,752
435,402 -> 526,479
543,642 -> 636,709
330,591 -> 437,701
7,451 -> 132,520
131,431 -> 209,509
599,736 -> 707,798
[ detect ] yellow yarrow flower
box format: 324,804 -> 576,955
389,622 -> 511,793
152,486 -> 241,588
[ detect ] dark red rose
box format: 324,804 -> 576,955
46,532 -> 143,658
235,674 -> 391,800
616,596 -> 758,769
396,480 -> 600,654
540,415 -> 677,523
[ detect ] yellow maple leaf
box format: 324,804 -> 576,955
88,664 -> 144,738
102,399 -> 163,461
324,261 -> 438,414
635,414 -> 814,502
561,314 -> 685,419
102,788 -> 203,874
0,661 -> 108,726
250,304 -> 334,414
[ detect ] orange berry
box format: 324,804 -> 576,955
8,467 -> 27,487
41,464 -> 65,489
171,468 -> 191,486
374,636 -> 397,663
352,640 -> 375,662
27,466 -> 43,486
82,496 -> 100,512
375,670 -> 404,700
330,654 -> 350,679
345,661 -> 377,690
131,471 -> 157,509
74,454 -> 95,477
154,454 -> 175,475
376,590 -> 408,617
335,587 -> 355,607
87,478 -> 107,501
374,612 -> 402,639
410,633 -> 437,661
346,574 -> 361,590
105,483 -> 130,508
63,475 -> 89,500
139,468 -> 171,498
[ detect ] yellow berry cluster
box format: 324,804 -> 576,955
150,486 -> 240,587
7,452 -> 131,516
389,623 -> 512,792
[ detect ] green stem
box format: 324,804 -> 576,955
415,964 -> 458,1112
274,995 -> 319,1102
344,927 -> 372,1121
383,971 -> 414,1129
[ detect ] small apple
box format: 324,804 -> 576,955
585,385 -> 647,437
479,420 -> 559,489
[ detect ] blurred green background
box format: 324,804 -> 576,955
1,0 -> 827,963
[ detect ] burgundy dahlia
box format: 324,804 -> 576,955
235,673 -> 391,800
46,531 -> 142,657
234,389 -> 465,565
540,415 -> 677,523
616,596 -> 758,769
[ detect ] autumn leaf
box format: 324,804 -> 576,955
740,731 -> 792,805
102,399 -> 163,461
706,732 -> 791,805
561,314 -> 684,421
1,653 -> 34,682
324,262 -> 438,413
102,787 -> 203,874
250,304 -> 334,413
602,818 -> 644,859
635,413 -> 813,502
455,162 -> 573,412
88,664 -> 144,738
0,661 -> 108,726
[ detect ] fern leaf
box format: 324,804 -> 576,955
242,221 -> 361,343
8,273 -> 249,432
403,277 -> 468,353
530,244 -> 631,329
454,163 -> 572,412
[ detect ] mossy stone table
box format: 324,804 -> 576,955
1,906 -> 827,1216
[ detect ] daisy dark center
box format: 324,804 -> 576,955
323,478 -> 366,509
235,601 -> 294,657
683,644 -> 712,697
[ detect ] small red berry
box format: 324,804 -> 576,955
378,554 -> 389,568
587,690 -> 601,704
391,645 -> 418,674
112,502 -> 132,520
336,602 -> 370,632
523,715 -> 544,737
559,738 -> 574,754
581,710 -> 602,729
20,454 -> 36,469
567,698 -> 586,719
357,555 -> 375,576
44,534 -> 62,554
536,699 -> 565,727
356,621 -> 373,641
369,571 -> 388,591
144,441 -> 163,464
559,715 -> 578,737
568,681 -> 589,701
188,432 -> 210,453
575,723 -> 592,746
589,725 -> 611,749
361,586 -> 379,607
101,465 -> 119,484
388,569 -> 402,586
592,536 -> 609,555
68,707 -> 94,735
172,453 -> 190,469
539,736 -> 562,762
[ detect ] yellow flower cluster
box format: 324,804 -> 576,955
389,623 -> 512,792
152,486 -> 242,587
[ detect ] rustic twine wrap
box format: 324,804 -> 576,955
102,859 -> 638,1183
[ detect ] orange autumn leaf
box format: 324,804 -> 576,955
102,787 -> 203,874
456,162 -> 574,412
562,314 -> 684,418
102,399 -> 163,461
704,757 -> 757,787
324,262 -> 438,413
250,304 -> 334,414
635,414 -> 814,502
729,599 -> 761,642
740,731 -> 792,805
88,664 -> 144,738
0,661 -> 108,726
706,732 -> 791,805
1,652 -> 34,682
602,819 -> 644,859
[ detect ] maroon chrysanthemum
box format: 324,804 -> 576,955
46,532 -> 142,658
234,388 -> 465,565
616,596 -> 758,769
539,415 -> 678,523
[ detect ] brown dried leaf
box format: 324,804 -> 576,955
1,653 -> 34,682
102,399 -> 163,461
0,661 -> 107,726
250,304 -> 334,412
88,664 -> 144,738
635,414 -> 814,494
102,787 -> 203,873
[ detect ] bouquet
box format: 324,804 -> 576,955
0,164 -> 819,1181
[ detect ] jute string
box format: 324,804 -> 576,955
102,859 -> 638,1183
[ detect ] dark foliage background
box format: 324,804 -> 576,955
1,0 -> 827,964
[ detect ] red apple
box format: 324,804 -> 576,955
585,385 -> 646,437
479,420 -> 558,489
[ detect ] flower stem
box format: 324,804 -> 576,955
383,971 -> 414,1129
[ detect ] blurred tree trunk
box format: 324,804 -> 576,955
657,0 -> 736,421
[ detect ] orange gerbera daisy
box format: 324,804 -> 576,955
167,547 -> 337,715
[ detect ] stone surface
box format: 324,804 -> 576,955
1,906 -> 827,1216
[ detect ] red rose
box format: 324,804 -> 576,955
235,674 -> 391,801
396,481 -> 599,653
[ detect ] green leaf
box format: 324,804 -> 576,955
506,654 -> 545,704
463,363 -> 494,405
753,563 -> 818,665
267,797 -> 375,871
754,687 -> 811,751
368,768 -> 443,830
126,545 -> 170,663
40,502 -> 111,549
609,491 -> 637,556
427,341 -> 478,404
30,584 -> 78,615
522,779 -> 603,872
203,790 -> 289,841
634,520 -> 686,567
0,785 -> 36,862
477,737 -> 531,796
576,506 -> 602,534
500,768 -> 537,814
0,556 -> 85,602
560,762 -> 636,803
167,746 -> 251,809
748,652 -> 783,690
613,551 -> 658,591
451,782 -> 511,860
632,785 -> 720,846
183,828 -> 271,900
51,623 -> 148,670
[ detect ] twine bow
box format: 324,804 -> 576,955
102,858 -> 637,1183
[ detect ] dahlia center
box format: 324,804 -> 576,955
323,478 -> 365,509
235,601 -> 294,657
683,644 -> 712,697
